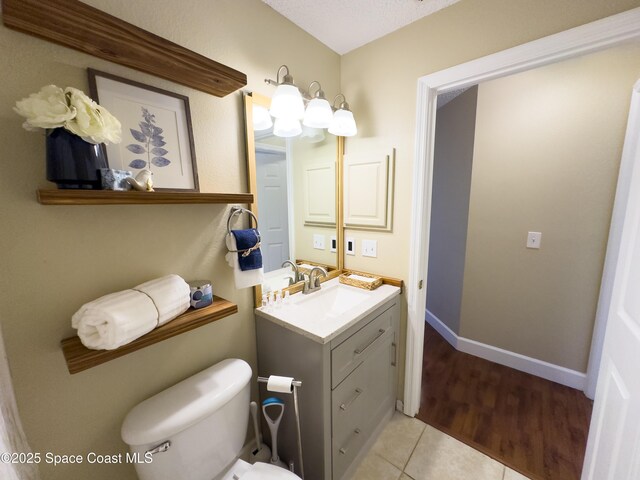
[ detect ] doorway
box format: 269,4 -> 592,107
418,42 -> 640,478
404,7 -> 640,416
404,7 -> 640,479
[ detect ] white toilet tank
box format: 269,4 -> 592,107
121,358 -> 252,480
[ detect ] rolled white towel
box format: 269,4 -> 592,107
72,289 -> 158,350
134,274 -> 190,325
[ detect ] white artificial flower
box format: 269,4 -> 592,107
64,87 -> 122,144
94,105 -> 122,144
13,85 -> 76,130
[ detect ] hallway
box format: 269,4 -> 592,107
417,323 -> 593,480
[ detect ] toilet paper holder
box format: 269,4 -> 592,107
257,376 -> 304,479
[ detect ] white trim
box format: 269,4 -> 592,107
426,310 -> 586,390
254,142 -> 286,154
404,7 -> 640,417
425,310 -> 457,348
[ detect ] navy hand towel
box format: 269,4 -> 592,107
231,229 -> 263,271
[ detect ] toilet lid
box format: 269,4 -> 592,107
240,462 -> 301,480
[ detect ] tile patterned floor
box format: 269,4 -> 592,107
350,413 -> 531,480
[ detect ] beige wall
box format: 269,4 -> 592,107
0,1 -> 339,479
426,87 -> 477,335
459,43 -> 640,372
341,0 -> 640,279
340,0 -> 640,396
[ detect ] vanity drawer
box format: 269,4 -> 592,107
331,328 -> 395,479
331,305 -> 394,388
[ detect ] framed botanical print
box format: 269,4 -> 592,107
88,69 -> 199,191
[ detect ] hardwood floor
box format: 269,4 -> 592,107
417,323 -> 593,480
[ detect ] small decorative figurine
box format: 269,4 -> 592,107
126,169 -> 154,192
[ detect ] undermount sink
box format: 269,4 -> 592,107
255,278 -> 401,343
293,281 -> 370,317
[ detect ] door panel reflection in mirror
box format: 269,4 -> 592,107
344,147 -> 395,231
245,92 -> 341,302
303,161 -> 336,226
256,145 -> 290,273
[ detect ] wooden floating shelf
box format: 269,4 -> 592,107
61,296 -> 238,374
37,189 -> 253,205
2,0 -> 246,97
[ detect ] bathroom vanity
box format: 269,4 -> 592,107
255,279 -> 401,480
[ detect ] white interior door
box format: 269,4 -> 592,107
582,82 -> 640,479
256,148 -> 290,273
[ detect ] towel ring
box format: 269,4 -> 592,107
227,207 -> 261,257
227,207 -> 259,235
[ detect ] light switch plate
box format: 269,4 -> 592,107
330,235 -> 337,253
346,237 -> 355,256
313,234 -> 325,250
527,231 -> 542,249
362,239 -> 377,258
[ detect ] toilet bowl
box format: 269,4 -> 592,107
121,358 -> 301,480
222,458 -> 300,480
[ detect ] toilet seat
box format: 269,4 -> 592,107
222,459 -> 301,480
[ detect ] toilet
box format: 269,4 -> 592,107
121,358 -> 301,480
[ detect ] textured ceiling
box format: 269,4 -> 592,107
262,0 -> 461,54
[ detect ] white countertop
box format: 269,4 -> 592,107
254,278 -> 401,344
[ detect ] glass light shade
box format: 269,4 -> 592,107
252,105 -> 273,131
301,125 -> 325,143
328,109 -> 357,137
273,117 -> 302,138
302,97 -> 333,128
269,84 -> 305,120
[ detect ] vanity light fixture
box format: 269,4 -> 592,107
273,117 -> 302,138
301,125 -> 325,143
269,65 -> 305,120
303,81 -> 333,128
265,65 -> 358,138
328,94 -> 357,137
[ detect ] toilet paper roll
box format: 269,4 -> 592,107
267,375 -> 294,393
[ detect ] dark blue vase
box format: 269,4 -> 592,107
46,128 -> 108,189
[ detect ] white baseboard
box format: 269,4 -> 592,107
425,310 -> 458,348
425,309 -> 586,391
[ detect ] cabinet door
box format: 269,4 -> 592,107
332,329 -> 395,479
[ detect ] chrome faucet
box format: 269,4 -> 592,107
282,260 -> 301,285
303,266 -> 328,294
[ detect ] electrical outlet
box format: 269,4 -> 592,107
330,235 -> 337,253
313,234 -> 325,250
527,231 -> 542,249
362,239 -> 377,258
346,237 -> 355,256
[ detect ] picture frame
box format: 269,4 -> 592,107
88,69 -> 199,192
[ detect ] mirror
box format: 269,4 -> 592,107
244,92 -> 344,305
